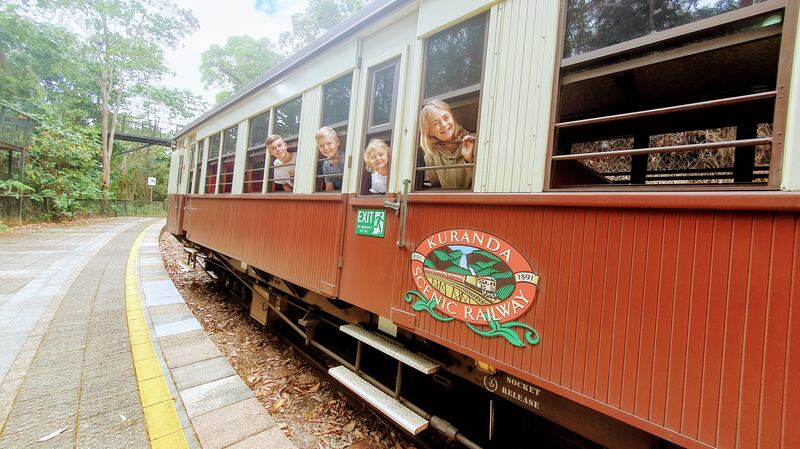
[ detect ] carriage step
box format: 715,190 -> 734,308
329,366 -> 428,435
339,324 -> 439,374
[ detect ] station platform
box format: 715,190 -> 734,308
0,218 -> 294,449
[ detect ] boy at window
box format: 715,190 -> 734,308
315,126 -> 344,191
266,134 -> 294,192
363,138 -> 390,194
419,99 -> 476,189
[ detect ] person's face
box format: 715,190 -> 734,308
428,108 -> 456,142
317,134 -> 340,159
268,139 -> 287,159
369,148 -> 389,171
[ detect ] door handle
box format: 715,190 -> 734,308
395,179 -> 411,248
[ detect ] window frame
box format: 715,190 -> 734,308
413,12 -> 490,192
315,72 -> 355,193
264,107 -> 299,193
206,133 -> 221,194
355,57 -> 402,197
544,0 -> 797,191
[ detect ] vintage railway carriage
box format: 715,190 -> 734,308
167,1 -> 800,448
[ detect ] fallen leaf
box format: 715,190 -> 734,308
343,421 -> 356,432
270,397 -> 285,413
119,414 -> 127,422
37,425 -> 68,442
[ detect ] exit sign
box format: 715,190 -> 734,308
355,209 -> 385,238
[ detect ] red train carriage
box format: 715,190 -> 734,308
167,1 -> 800,448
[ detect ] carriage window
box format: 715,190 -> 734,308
563,0 -> 770,59
194,139 -> 204,194
267,99 -> 301,193
186,143 -> 195,194
219,126 -> 237,194
316,73 -> 353,193
243,111 -> 269,194
550,2 -> 787,189
206,133 -> 221,194
358,59 -> 400,195
415,13 -> 487,191
273,96 -> 302,138
248,111 -> 269,148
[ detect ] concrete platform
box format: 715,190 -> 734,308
0,218 -> 295,449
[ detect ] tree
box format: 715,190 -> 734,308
200,35 -> 283,104
278,0 -> 369,54
53,0 -> 198,198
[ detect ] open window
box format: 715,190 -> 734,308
206,133 -> 220,194
359,59 -> 400,195
550,1 -> 791,188
316,73 -> 352,192
243,110 -> 269,194
267,97 -> 302,192
414,13 -> 488,191
219,126 -> 237,194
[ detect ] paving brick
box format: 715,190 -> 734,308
155,318 -> 202,338
171,356 -> 236,392
191,398 -> 276,449
159,331 -> 222,368
76,408 -> 149,449
225,425 -> 295,449
180,375 -> 253,418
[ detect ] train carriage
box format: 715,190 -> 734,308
166,1 -> 800,448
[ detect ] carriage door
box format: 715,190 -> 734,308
338,57 -> 403,318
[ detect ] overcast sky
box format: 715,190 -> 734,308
160,0 -> 310,106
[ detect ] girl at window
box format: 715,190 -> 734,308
419,99 -> 476,189
363,139 -> 390,194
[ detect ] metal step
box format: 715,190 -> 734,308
329,366 -> 428,435
340,324 -> 440,374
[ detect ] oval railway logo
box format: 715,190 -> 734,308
410,228 -> 539,325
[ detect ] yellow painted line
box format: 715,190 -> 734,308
126,225 -> 189,449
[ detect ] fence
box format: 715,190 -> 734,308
0,195 -> 167,226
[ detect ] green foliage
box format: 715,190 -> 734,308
445,266 -> 472,275
111,145 -> 170,201
200,35 -> 283,103
278,0 -> 369,54
24,109 -> 102,199
495,284 -> 515,301
0,179 -> 35,196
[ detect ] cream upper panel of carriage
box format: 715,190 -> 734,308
343,10 -> 418,195
416,0 -> 497,38
191,39 -> 359,142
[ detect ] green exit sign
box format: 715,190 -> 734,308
355,209 -> 385,238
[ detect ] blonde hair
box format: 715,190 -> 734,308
363,139 -> 391,173
314,126 -> 338,141
265,134 -> 282,148
418,99 -> 467,157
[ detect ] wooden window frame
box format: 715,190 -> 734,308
544,0 -> 799,191
206,133 -> 221,194
414,12 -> 489,192
315,73 -> 354,193
265,107 -> 299,193
356,57 -> 402,196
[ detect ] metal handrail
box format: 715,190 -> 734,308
555,91 -> 776,129
553,137 -> 772,161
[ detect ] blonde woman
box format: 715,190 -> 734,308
419,99 -> 476,189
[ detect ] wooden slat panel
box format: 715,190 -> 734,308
758,214 -> 794,448
185,196 -> 343,295
697,213 -> 733,445
736,215 -> 773,448
634,211 -> 665,418
782,226 -> 800,449
387,201 -> 799,448
716,214 -> 752,449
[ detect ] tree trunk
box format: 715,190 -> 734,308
100,67 -> 111,198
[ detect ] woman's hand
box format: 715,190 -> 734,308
461,135 -> 476,162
